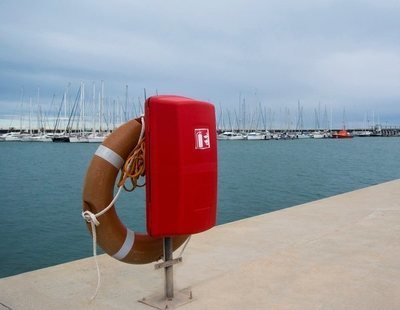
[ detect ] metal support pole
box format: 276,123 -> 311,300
139,239 -> 191,309
164,237 -> 174,300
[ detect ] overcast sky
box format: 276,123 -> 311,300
1,0 -> 399,128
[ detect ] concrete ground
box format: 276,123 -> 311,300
1,180 -> 399,309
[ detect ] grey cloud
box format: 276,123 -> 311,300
0,0 -> 399,128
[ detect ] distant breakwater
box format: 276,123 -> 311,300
2,126 -> 400,137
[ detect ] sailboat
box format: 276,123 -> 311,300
245,104 -> 266,140
70,82 -> 89,143
217,110 -> 245,140
87,81 -> 107,143
52,86 -> 73,142
20,92 -> 52,142
310,107 -> 325,138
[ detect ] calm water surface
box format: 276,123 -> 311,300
0,137 -> 399,278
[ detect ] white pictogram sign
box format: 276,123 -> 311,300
194,128 -> 210,150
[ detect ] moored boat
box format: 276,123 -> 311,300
69,135 -> 89,143
332,129 -> 353,139
246,132 -> 266,140
296,132 -> 311,139
217,131 -> 245,140
87,132 -> 108,143
52,134 -> 70,142
310,131 -> 325,139
2,132 -> 24,141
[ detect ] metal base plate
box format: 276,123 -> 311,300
138,288 -> 194,310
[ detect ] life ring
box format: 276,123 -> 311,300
82,118 -> 189,264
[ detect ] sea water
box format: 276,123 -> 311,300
0,137 -> 399,278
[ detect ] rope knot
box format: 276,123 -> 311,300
82,211 -> 100,226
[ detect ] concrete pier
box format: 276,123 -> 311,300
1,180 -> 399,309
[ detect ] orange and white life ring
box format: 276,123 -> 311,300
82,118 -> 188,264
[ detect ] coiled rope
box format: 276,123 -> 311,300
118,136 -> 146,191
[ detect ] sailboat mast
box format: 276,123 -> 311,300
64,88 -> 67,119
19,87 -> 24,133
125,84 -> 128,122
82,82 -> 85,134
92,82 -> 96,134
65,82 -> 70,131
29,97 -> 32,135
118,97 -> 122,126
100,80 -> 104,132
37,87 -> 40,133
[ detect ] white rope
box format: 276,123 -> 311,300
81,116 -> 145,301
82,186 -> 124,222
178,235 -> 192,258
88,219 -> 100,301
81,186 -> 124,301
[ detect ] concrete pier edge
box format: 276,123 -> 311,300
1,179 -> 399,309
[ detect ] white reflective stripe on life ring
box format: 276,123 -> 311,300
95,145 -> 124,170
112,229 -> 135,260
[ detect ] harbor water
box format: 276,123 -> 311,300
0,137 -> 399,278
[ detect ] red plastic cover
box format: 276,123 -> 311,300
145,95 -> 217,237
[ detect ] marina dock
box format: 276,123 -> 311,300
1,180 -> 399,309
